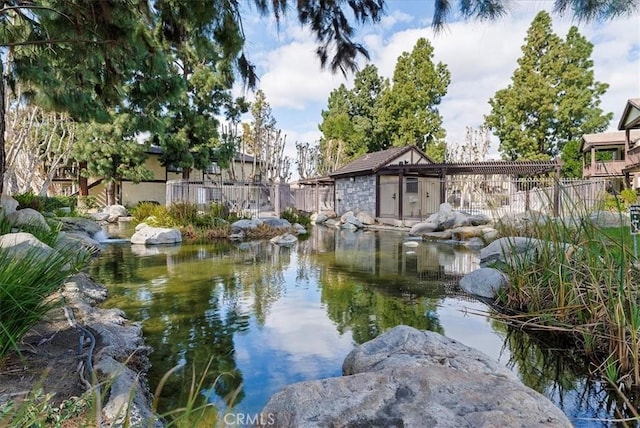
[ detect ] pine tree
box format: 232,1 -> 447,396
377,38 -> 450,161
485,11 -> 612,174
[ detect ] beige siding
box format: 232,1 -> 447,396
122,182 -> 166,206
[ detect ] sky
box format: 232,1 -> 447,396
234,0 -> 640,178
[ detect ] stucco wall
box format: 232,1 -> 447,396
335,175 -> 376,216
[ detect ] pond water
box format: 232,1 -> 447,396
89,226 -> 625,427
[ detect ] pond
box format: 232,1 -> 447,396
89,226 -> 625,427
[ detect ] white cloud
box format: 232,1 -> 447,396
241,2 -> 639,168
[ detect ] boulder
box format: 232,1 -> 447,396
104,205 -> 128,223
463,237 -> 486,249
481,227 -> 499,243
263,326 -> 571,428
130,225 -> 182,245
292,223 -> 307,235
55,231 -> 102,255
311,212 -> 328,224
422,230 -> 453,240
0,194 -> 18,216
55,216 -> 102,237
341,213 -> 363,229
408,222 -> 437,235
356,211 -> 376,225
324,218 -> 341,228
7,208 -> 51,232
231,218 -> 263,233
228,231 -> 245,241
460,267 -> 509,298
270,233 -> 298,246
90,212 -> 110,222
262,217 -> 292,228
0,232 -> 56,261
479,237 -> 542,268
403,241 -> 419,248
449,225 -> 484,241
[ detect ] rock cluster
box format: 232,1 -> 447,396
262,325 -> 571,427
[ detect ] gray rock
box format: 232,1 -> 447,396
341,212 -> 363,229
409,222 -> 437,235
7,208 -> 51,232
449,226 -> 484,241
292,223 -> 307,235
311,212 -> 328,224
460,267 -> 509,298
0,232 -> 55,261
130,225 -> 182,245
270,233 -> 298,246
55,216 -> 102,236
481,227 -> 499,243
90,212 -> 110,222
356,211 -> 376,225
466,213 -> 492,226
340,221 -> 358,230
55,231 -> 102,255
263,326 -> 570,428
497,211 -> 549,231
231,218 -> 263,232
480,236 -> 541,267
104,204 -> 128,223
262,217 -> 292,228
0,194 -> 18,216
422,230 -> 453,240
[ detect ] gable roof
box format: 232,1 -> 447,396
618,98 -> 640,130
330,145 -> 431,178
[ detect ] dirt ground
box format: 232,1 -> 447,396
0,296 -> 103,424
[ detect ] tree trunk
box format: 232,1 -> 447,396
106,180 -> 116,206
79,161 -> 88,195
0,58 -> 6,195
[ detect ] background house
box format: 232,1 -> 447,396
53,147 -> 260,207
580,98 -> 640,191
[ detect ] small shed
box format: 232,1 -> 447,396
329,145 -> 440,219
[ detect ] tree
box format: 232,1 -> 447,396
318,66 -> 388,166
485,11 -> 612,170
74,114 -> 153,205
4,91 -> 76,195
296,141 -> 320,180
241,90 -> 291,183
377,38 -> 450,161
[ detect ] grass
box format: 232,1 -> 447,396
492,186 -> 640,395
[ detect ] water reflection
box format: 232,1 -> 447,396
89,227 -> 623,425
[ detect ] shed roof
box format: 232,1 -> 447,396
382,160 -> 560,176
330,145 -> 430,177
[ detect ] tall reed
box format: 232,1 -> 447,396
493,185 -> 640,391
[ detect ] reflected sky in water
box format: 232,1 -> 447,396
90,226 -> 624,426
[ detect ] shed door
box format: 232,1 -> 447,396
422,178 -> 440,215
379,176 -> 398,217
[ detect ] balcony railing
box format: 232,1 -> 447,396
583,160 -> 627,177
52,166 -> 79,181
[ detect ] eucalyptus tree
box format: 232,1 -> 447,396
377,38 -> 450,161
485,11 -> 611,169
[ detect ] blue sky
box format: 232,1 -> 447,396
234,1 -> 640,177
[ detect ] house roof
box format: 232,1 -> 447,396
580,130 -> 640,151
618,98 -> 640,130
146,145 -> 255,162
382,160 -> 560,176
330,145 -> 431,178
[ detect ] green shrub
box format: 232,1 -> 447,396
168,202 -> 199,225
0,246 -> 87,359
602,188 -> 638,211
12,192 -> 77,213
280,207 -> 311,228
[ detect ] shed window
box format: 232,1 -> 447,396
206,162 -> 221,174
406,177 -> 418,193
